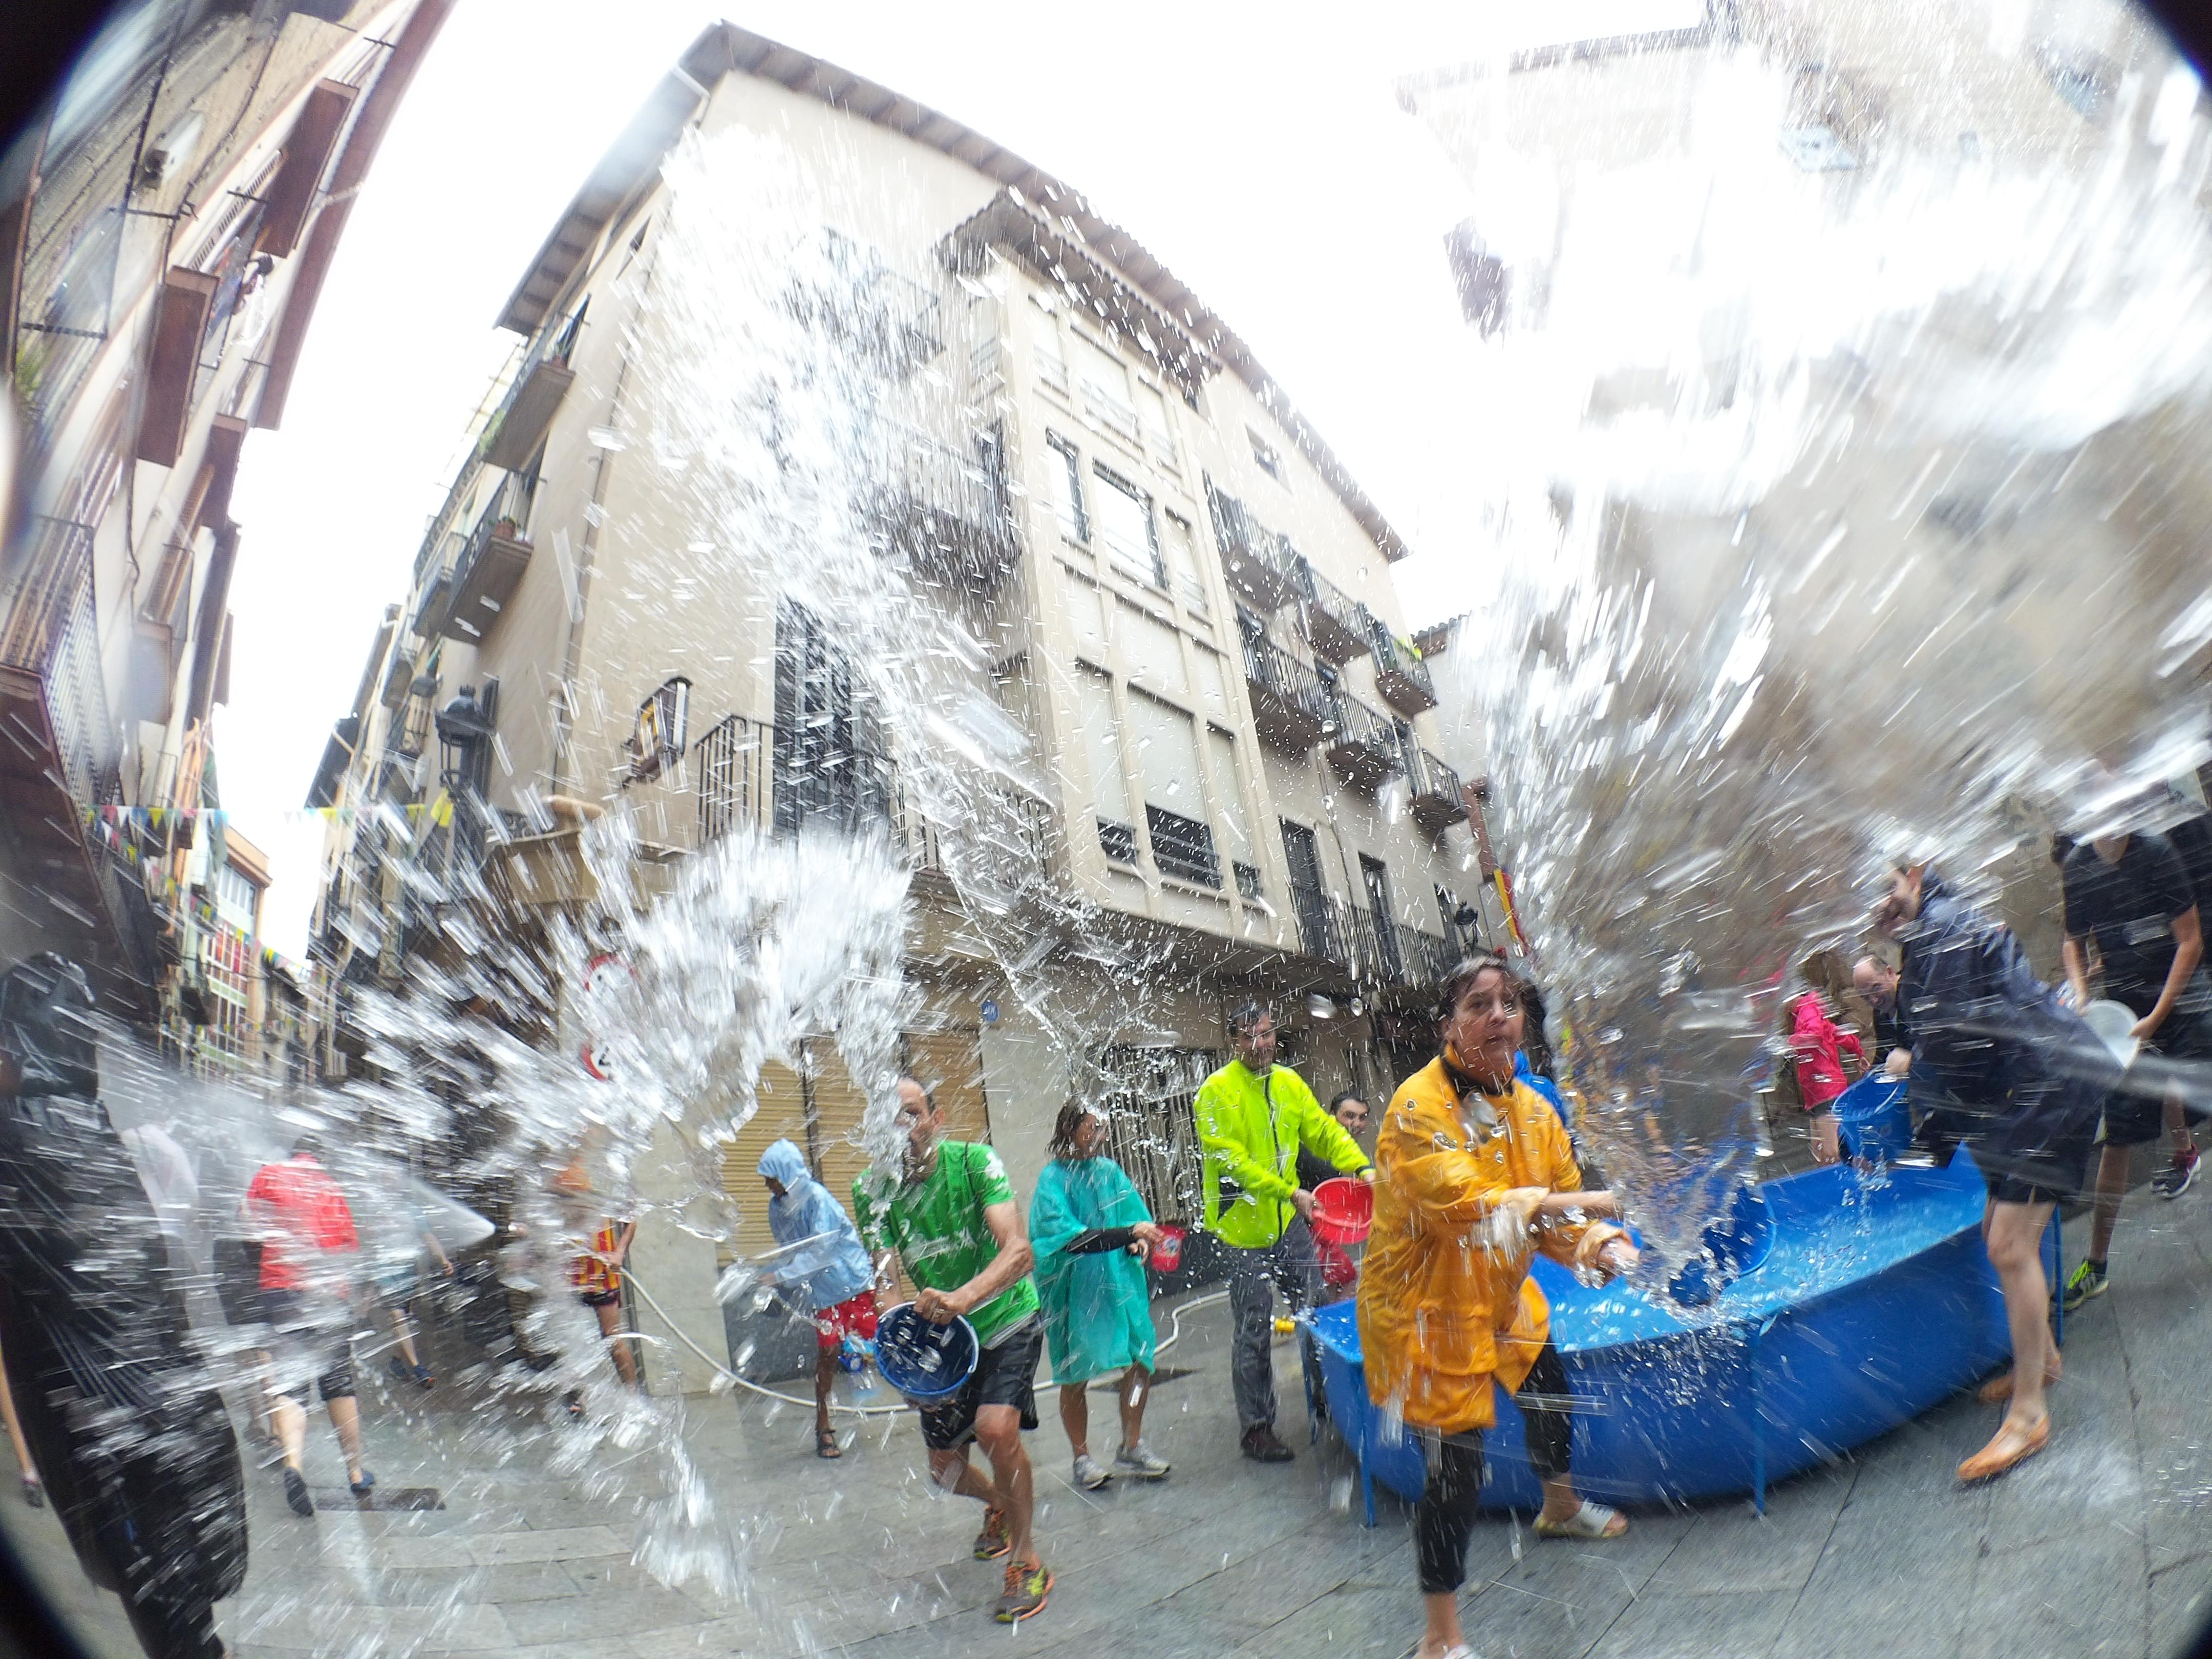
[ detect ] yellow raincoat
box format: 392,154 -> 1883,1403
1357,1055 -> 1625,1435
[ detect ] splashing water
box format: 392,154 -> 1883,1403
1443,12 -> 2212,1283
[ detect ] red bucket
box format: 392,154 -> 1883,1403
1311,1178 -> 1373,1246
1148,1224 -> 1186,1273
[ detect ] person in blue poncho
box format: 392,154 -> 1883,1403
1028,1102 -> 1173,1491
757,1139 -> 877,1459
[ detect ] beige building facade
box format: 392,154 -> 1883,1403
313,25 -> 1491,1389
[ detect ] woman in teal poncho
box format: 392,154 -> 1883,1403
1029,1101 -> 1174,1491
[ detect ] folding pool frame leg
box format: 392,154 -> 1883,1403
1362,1462 -> 1376,1527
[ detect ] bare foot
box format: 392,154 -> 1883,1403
1976,1353 -> 2061,1403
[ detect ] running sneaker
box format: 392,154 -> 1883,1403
2154,1147 -> 2201,1199
2062,1260 -> 2109,1311
1114,1440 -> 1171,1479
1072,1452 -> 1112,1491
992,1557 -> 1054,1623
971,1505 -> 1011,1560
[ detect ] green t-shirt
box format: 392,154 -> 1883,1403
853,1140 -> 1039,1346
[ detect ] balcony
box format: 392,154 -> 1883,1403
481,353 -> 576,472
1281,884 -> 1454,998
1296,561 -> 1372,665
1207,480 -> 1296,611
1373,633 -> 1438,715
786,228 -> 944,379
1409,748 -> 1468,835
863,418 -> 1018,590
1322,692 -> 1404,794
1241,634 -> 1328,754
434,494 -> 534,643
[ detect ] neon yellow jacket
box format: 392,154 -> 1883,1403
1194,1059 -> 1370,1248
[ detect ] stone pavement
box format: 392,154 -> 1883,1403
6,1185 -> 2212,1659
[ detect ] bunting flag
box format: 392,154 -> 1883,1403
1495,867 -> 1531,958
290,797 -> 454,826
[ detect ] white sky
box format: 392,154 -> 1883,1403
224,0 -> 1703,956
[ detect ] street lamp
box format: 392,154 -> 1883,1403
434,683 -> 495,794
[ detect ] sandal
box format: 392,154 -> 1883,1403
815,1427 -> 842,1459
1534,1500 -> 1627,1540
1957,1413 -> 2049,1483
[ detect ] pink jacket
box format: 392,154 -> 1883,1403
1789,993 -> 1864,1110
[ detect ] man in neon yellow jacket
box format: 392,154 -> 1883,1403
1195,1003 -> 1370,1461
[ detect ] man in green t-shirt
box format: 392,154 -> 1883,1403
853,1076 -> 1052,1625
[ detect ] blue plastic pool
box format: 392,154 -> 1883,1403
1309,1150 -> 2057,1521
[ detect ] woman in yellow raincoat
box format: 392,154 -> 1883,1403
1358,951 -> 1640,1659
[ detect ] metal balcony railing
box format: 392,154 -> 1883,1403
1322,691 -> 1405,793
1281,884 -> 1454,995
1295,560 -> 1371,665
786,228 -> 944,377
694,712 -> 1051,884
1372,630 -> 1438,714
1241,633 -> 1330,751
1206,479 -> 1296,610
1409,748 -> 1468,833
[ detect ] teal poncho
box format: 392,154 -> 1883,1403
1029,1154 -> 1158,1385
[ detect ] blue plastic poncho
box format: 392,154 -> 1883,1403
757,1140 -> 872,1314
1029,1153 -> 1157,1386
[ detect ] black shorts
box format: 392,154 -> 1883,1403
918,1320 -> 1043,1452
2105,1004 -> 2212,1138
578,1289 -> 622,1309
260,1289 -> 357,1403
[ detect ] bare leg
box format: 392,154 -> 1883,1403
388,1305 -> 420,1369
595,1298 -> 638,1389
2168,1094 -> 2199,1161
1986,1199 -> 2059,1429
973,1406 -> 1037,1565
326,1395 -> 365,1484
0,1334 -> 37,1489
1058,1381 -> 1090,1460
1420,1592 -> 1462,1659
814,1346 -> 839,1448
928,1445 -> 999,1502
1118,1366 -> 1148,1447
2087,1143 -> 2131,1263
272,1394 -> 308,1472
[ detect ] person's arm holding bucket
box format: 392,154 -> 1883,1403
1295,1078 -> 1373,1184
912,1196 -> 1034,1326
1532,1111 -> 1634,1277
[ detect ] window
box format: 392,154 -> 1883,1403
1034,311 -> 1068,393
1235,862 -> 1262,900
1281,819 -> 1332,960
1075,332 -> 1139,441
1361,854 -> 1403,980
1138,382 -> 1177,472
1044,431 -> 1087,542
1129,691 -> 1218,886
627,675 -> 691,783
1075,664 -> 1134,862
773,599 -> 886,836
1248,427 -> 1283,481
1162,511 -> 1208,617
1147,805 -> 1220,888
215,862 -> 259,930
1093,465 -> 1162,587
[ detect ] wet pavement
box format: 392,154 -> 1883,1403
5,1185 -> 2210,1659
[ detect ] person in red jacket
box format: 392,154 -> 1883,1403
1786,950 -> 1865,1165
245,1136 -> 370,1517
